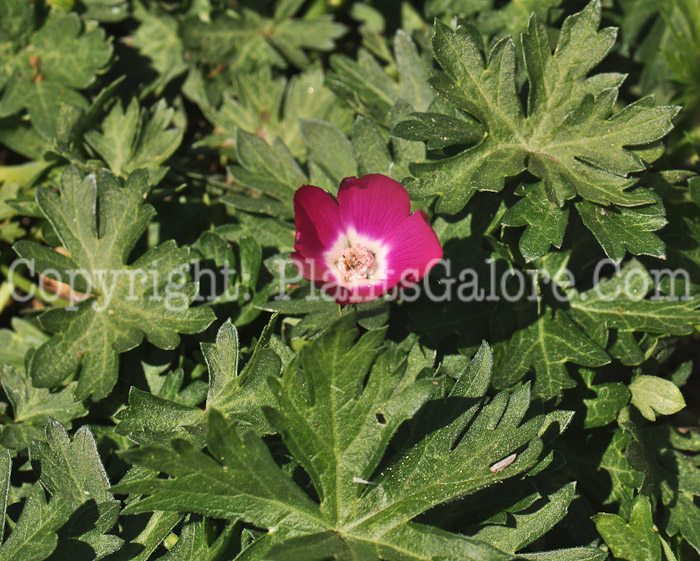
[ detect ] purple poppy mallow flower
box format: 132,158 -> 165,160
292,174 -> 444,304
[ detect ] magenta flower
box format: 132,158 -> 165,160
292,174 -> 443,304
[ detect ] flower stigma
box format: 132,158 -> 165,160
336,243 -> 375,282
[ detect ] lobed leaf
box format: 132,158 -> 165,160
13,167 -> 214,399
401,1 -> 679,260
113,315 -> 570,559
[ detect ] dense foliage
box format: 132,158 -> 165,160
1,0 -> 700,559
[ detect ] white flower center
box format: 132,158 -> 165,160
336,243 -> 375,282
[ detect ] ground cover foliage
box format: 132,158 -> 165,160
0,0 -> 700,559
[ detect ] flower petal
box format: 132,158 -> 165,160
337,175 -> 411,240
383,211 -> 443,284
294,185 -> 343,257
291,252 -> 333,282
330,210 -> 443,304
292,177 -> 443,305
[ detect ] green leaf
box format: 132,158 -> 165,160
503,182 -> 570,262
219,213 -> 295,252
519,547 -> 608,561
116,315 -> 281,444
0,483 -> 65,561
264,317 -> 434,524
0,0 -> 34,46
494,310 -> 609,400
131,1 -> 187,83
192,231 -> 250,305
264,531 -> 353,561
160,516 -> 236,560
629,375 -> 686,421
274,0 -> 307,20
203,316 -> 279,431
350,105 -> 430,182
424,0 -> 490,18
267,523 -> 519,561
84,97 -> 185,179
23,81 -> 88,142
329,31 -> 434,125
392,111 -> 484,150
626,0 -> 700,110
0,318 -> 48,371
352,116 -> 392,176
13,167 -> 214,399
113,389 -> 204,447
221,192 -> 294,220
142,362 -> 207,407
567,260 -> 700,338
301,119 -> 357,188
494,259 -> 700,399
473,482 -> 577,553
114,316 -> 559,559
28,420 -> 122,559
205,65 -> 349,160
180,6 -> 344,74
404,1 -> 678,259
0,364 -> 86,451
25,13 -> 111,90
0,11 -> 112,141
575,198 -> 667,263
593,495 -> 661,561
0,420 -> 119,561
117,409 -> 327,532
108,494 -> 182,561
393,30 -> 436,112
0,450 -> 10,543
474,0 -> 564,42
180,10 -> 280,74
227,130 -> 308,206
580,369 -> 630,429
329,49 -> 398,124
80,0 -> 129,22
599,420 -> 700,556
598,429 -> 645,510
33,424 -> 109,501
266,15 -> 346,69
667,493 -> 700,555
